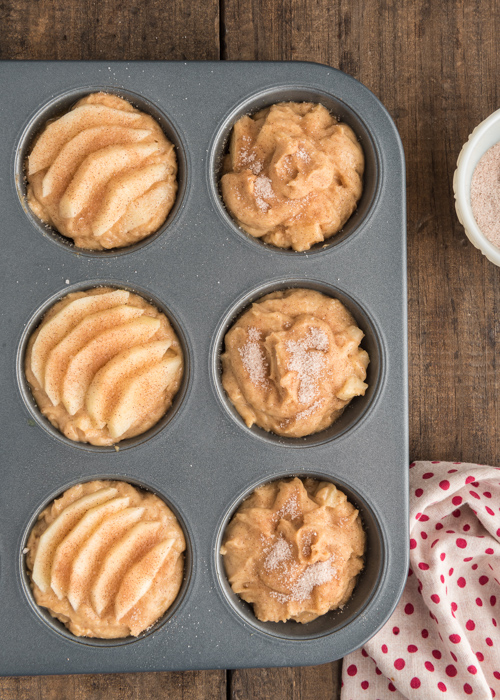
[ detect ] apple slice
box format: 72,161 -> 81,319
50,496 -> 130,600
61,317 -> 160,416
30,290 -> 129,386
58,143 -> 160,219
44,305 -> 144,407
115,538 -> 175,621
90,521 -> 161,616
86,340 -> 171,427
107,355 -> 182,438
67,506 -> 144,611
119,181 -> 174,234
28,105 -> 143,175
92,163 -> 170,238
31,487 -> 118,593
42,126 -> 152,198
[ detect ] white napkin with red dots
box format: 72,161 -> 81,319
341,461 -> 500,699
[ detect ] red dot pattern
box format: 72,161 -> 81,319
341,461 -> 500,699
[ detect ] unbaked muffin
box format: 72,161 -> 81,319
221,477 -> 365,623
25,287 -> 183,446
26,92 -> 177,250
221,288 -> 369,438
26,480 -> 185,638
221,102 -> 364,251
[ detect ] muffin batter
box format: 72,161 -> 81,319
221,289 -> 369,438
221,477 -> 366,623
221,102 -> 364,251
25,287 -> 183,446
26,92 -> 177,250
26,480 -> 185,638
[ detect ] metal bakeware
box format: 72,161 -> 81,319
0,60 -> 408,675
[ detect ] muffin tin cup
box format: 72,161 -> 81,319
211,277 -> 385,448
19,474 -> 195,647
208,85 -> 382,256
0,60 -> 407,675
14,85 -> 190,258
16,279 -> 192,452
214,469 -> 386,641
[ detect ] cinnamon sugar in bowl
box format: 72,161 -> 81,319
454,108 -> 500,265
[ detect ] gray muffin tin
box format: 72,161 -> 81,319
0,60 -> 408,675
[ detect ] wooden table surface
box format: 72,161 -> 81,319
1,0 -> 499,697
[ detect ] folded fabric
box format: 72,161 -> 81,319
341,461 -> 500,699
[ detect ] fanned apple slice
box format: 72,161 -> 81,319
50,496 -> 130,600
92,163 -> 170,238
115,538 -> 175,621
44,305 -> 144,407
59,143 -> 160,219
90,521 -> 161,616
28,105 -> 143,175
67,506 -> 144,611
42,126 -> 152,198
30,290 -> 129,386
86,340 -> 171,427
118,181 -> 174,234
61,317 -> 160,416
31,487 -> 118,593
108,355 -> 182,438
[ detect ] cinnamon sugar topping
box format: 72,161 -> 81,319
238,327 -> 268,386
264,537 -> 292,571
271,557 -> 337,604
286,327 -> 329,405
254,175 -> 274,212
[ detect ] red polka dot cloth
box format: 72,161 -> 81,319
341,461 -> 500,699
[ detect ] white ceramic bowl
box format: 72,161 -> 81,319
453,109 -> 500,265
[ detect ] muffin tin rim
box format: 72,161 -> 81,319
206,82 -> 383,258
12,83 -> 192,259
15,278 -> 193,453
17,472 -> 196,648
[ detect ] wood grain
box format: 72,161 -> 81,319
0,670 -> 226,700
0,0 -> 220,60
229,662 -> 341,699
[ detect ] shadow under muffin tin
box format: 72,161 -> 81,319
0,60 -> 407,675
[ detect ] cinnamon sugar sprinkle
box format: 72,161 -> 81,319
270,556 -> 337,604
238,135 -> 262,174
296,399 -> 323,421
296,147 -> 311,164
286,327 -> 330,404
275,492 -> 301,521
238,327 -> 268,386
254,175 -> 274,212
264,536 -> 292,571
259,491 -> 337,604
